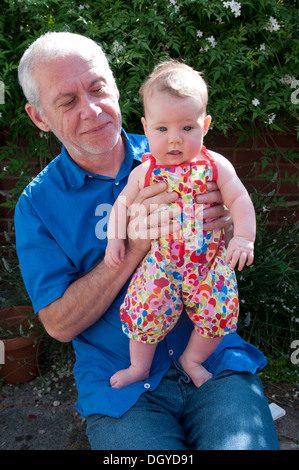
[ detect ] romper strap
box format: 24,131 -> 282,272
201,146 -> 218,182
142,153 -> 157,187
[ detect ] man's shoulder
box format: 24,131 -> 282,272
124,131 -> 149,161
125,131 -> 148,145
17,152 -> 65,206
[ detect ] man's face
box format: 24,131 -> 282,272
32,53 -> 122,162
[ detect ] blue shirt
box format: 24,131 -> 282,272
15,129 -> 267,418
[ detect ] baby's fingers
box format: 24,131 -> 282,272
227,249 -> 240,271
237,252 -> 248,271
246,252 -> 254,267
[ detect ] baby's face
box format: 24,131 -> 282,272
142,91 -> 211,166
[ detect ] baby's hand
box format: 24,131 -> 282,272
104,240 -> 126,268
225,236 -> 254,271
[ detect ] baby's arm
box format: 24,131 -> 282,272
104,165 -> 146,268
210,151 -> 256,271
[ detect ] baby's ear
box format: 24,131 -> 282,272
141,117 -> 147,135
204,115 -> 211,135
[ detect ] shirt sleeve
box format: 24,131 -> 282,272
14,195 -> 78,313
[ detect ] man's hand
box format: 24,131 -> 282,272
195,181 -> 233,231
127,182 -> 181,255
195,182 -> 234,247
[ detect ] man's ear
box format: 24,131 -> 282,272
203,115 -> 211,136
141,117 -> 147,135
25,103 -> 51,132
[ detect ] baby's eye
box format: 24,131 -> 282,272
183,126 -> 193,131
157,127 -> 167,132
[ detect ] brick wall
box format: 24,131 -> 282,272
210,128 -> 298,228
0,128 -> 298,239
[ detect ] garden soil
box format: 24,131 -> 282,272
0,368 -> 298,451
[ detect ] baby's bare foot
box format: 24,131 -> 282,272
110,366 -> 150,389
179,355 -> 212,388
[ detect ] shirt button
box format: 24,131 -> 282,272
115,181 -> 119,186
169,349 -> 174,356
144,383 -> 150,389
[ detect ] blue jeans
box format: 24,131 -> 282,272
86,364 -> 279,450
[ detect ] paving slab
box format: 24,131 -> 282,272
0,371 -> 298,451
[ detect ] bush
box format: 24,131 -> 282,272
1,0 -> 298,205
237,218 -> 299,357
0,0 -> 298,360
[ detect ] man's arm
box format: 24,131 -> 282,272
39,180 -> 228,342
38,182 -> 180,342
38,245 -> 146,342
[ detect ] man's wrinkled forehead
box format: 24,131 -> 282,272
35,53 -> 115,101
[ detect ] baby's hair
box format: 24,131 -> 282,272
139,60 -> 208,115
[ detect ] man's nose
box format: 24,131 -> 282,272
80,96 -> 102,118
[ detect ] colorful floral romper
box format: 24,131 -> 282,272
120,146 -> 239,344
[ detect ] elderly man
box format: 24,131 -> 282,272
15,32 -> 279,450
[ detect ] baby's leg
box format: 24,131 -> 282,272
179,329 -> 222,387
110,339 -> 157,389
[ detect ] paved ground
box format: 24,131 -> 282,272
0,363 -> 298,451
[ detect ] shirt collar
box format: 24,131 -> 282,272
61,128 -> 140,189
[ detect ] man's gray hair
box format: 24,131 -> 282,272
18,32 -> 112,114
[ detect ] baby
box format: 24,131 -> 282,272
105,60 -> 255,389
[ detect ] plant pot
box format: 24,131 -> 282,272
0,306 -> 43,384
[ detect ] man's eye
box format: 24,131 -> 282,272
92,86 -> 104,93
60,99 -> 74,107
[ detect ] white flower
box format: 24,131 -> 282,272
169,0 -> 180,12
196,30 -> 203,38
268,114 -> 276,124
265,16 -> 280,32
207,36 -> 217,48
252,98 -> 260,106
112,40 -> 126,54
223,1 -> 241,18
259,43 -> 266,50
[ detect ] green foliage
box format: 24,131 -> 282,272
259,355 -> 299,385
0,231 -> 30,307
237,217 -> 299,360
0,0 -> 298,202
0,0 -> 298,134
0,0 -> 298,366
